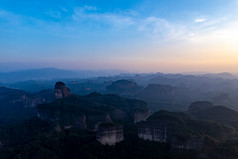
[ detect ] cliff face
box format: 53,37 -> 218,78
133,110 -> 150,123
137,111 -> 206,150
0,87 -> 55,125
37,83 -> 149,145
126,98 -> 150,123
1,87 -> 42,108
96,123 -> 124,146
55,81 -> 71,99
0,87 -> 54,109
138,123 -> 204,150
138,121 -> 204,150
138,110 -> 238,151
171,137 -> 204,150
12,95 -> 45,108
138,124 -> 168,143
85,93 -> 150,123
38,93 -> 142,132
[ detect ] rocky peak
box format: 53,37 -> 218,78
55,81 -> 71,99
96,122 -> 124,146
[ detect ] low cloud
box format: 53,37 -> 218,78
194,18 -> 207,23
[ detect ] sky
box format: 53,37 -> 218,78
0,0 -> 238,73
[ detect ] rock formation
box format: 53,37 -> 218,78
171,137 -> 204,150
133,109 -> 150,123
96,122 -> 124,146
37,87 -> 148,145
55,81 -> 71,99
12,94 -> 44,108
138,123 -> 168,143
0,87 -> 53,108
137,110 -> 206,150
138,122 -> 205,150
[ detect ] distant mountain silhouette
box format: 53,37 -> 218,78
0,68 -> 128,83
200,72 -> 235,79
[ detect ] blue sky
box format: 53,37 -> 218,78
1,0 -> 238,72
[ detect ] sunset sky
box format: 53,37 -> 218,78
0,0 -> 238,73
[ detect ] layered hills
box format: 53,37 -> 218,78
37,92 -> 150,131
0,87 -> 54,125
188,101 -> 238,129
2,70 -> 238,112
1,79 -> 238,158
